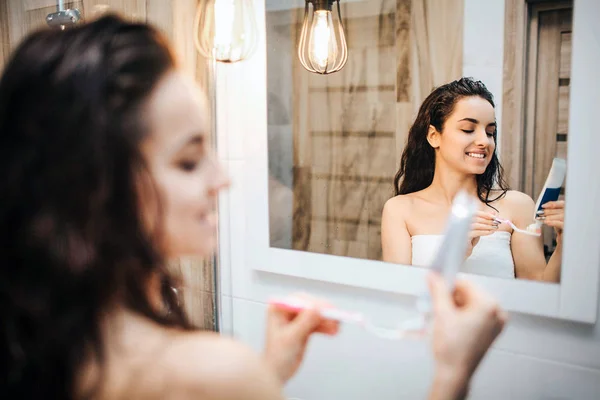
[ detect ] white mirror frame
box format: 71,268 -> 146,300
218,0 -> 600,323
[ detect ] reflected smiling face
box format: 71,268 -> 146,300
428,96 -> 497,176
139,71 -> 230,258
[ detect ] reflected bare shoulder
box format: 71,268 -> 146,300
501,190 -> 535,208
383,194 -> 416,219
382,194 -> 414,263
499,190 -> 535,222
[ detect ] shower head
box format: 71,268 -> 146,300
46,9 -> 81,29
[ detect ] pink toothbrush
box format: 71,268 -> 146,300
269,296 -> 426,340
494,217 -> 542,236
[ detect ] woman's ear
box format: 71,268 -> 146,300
427,125 -> 440,148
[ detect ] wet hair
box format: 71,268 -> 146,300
0,15 -> 193,398
393,77 -> 509,206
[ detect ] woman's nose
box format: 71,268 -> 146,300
208,155 -> 231,195
474,128 -> 489,146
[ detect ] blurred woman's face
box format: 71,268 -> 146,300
139,71 -> 229,257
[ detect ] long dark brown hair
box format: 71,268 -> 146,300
393,77 -> 509,206
0,15 -> 194,398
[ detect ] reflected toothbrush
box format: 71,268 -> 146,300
494,217 -> 542,236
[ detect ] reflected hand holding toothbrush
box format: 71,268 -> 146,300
494,217 -> 542,236
537,200 -> 566,236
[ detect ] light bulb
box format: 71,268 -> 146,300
194,0 -> 258,63
309,10 -> 337,69
298,0 -> 347,74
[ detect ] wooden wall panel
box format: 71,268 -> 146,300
146,0 -> 175,41
169,257 -> 215,328
311,137 -> 396,178
531,10 -> 562,197
0,0 -> 9,72
500,0 -> 527,189
410,0 -> 463,112
82,0 -> 146,20
309,91 -> 396,132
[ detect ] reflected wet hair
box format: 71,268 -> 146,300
393,77 -> 509,206
0,14 -> 194,399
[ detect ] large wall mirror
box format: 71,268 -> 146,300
231,0 -> 599,322
266,0 -> 573,283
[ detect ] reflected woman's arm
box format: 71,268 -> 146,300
538,200 -> 565,282
381,197 -> 412,265
509,191 -> 560,282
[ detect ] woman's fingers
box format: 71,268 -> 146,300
542,200 -> 565,210
538,201 -> 565,217
473,211 -> 499,227
543,218 -> 564,229
538,208 -> 563,217
543,213 -> 564,222
538,201 -> 565,233
470,223 -> 498,237
538,211 -> 564,228
281,293 -> 340,335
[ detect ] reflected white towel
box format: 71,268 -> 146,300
411,231 -> 515,279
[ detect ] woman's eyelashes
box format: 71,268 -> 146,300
460,128 -> 496,137
176,144 -> 205,172
178,159 -> 200,172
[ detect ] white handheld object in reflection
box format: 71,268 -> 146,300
494,217 -> 542,236
416,190 -> 478,314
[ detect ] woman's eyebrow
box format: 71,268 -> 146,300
458,118 -> 496,127
175,133 -> 205,151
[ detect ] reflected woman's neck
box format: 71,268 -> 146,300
428,165 -> 478,205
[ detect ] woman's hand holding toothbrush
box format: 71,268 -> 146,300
263,294 -> 340,383
428,273 -> 508,400
465,210 -> 499,258
263,275 -> 507,399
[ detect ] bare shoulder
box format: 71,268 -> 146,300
500,190 -> 535,208
91,311 -> 282,400
496,190 -> 535,222
382,193 -> 416,220
156,332 -> 283,400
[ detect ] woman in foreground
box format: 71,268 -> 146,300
0,15 -> 505,399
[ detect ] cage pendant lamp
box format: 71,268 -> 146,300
298,0 -> 348,74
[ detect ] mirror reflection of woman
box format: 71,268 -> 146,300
382,78 -> 563,282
